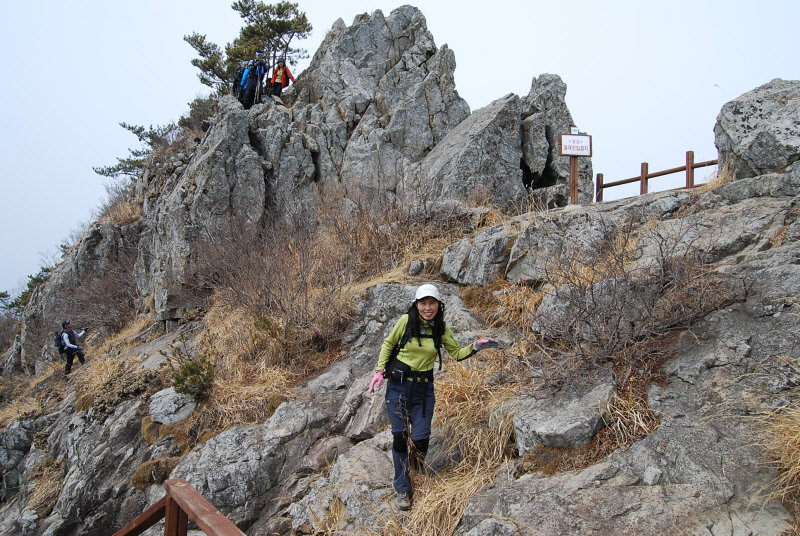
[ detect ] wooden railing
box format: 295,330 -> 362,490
595,150 -> 718,202
113,479 -> 246,536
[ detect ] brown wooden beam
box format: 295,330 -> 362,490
165,479 -> 246,536
112,496 -> 167,536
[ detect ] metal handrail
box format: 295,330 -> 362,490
113,479 -> 245,536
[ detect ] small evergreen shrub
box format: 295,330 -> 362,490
171,353 -> 215,401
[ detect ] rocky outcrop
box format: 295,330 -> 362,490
715,78 -> 800,179
3,5 -> 799,535
509,364 -> 615,452
14,6 -> 595,352
522,73 -> 594,207
127,6 -> 592,323
13,220 -> 140,374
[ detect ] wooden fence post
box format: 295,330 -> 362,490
569,156 -> 579,204
596,173 -> 604,202
164,495 -> 188,536
686,150 -> 695,188
640,162 -> 649,195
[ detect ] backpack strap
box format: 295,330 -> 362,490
384,322 -> 444,375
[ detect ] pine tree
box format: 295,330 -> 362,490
185,1 -> 312,94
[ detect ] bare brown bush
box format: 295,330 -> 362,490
314,187 -> 469,283
97,178 -> 143,226
528,213 -> 739,388
71,238 -> 140,334
192,217 -> 353,370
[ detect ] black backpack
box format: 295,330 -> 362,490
54,330 -> 67,354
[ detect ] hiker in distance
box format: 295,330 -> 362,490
239,51 -> 269,110
60,320 -> 86,375
269,58 -> 295,98
367,283 -> 499,511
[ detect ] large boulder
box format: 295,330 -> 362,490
508,364 -> 615,452
148,388 -> 196,425
522,74 -> 594,206
715,78 -> 800,179
169,400 -> 329,528
405,93 -> 526,214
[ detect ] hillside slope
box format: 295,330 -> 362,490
0,5 -> 799,535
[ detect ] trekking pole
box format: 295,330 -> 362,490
256,64 -> 262,104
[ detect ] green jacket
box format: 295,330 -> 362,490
376,314 -> 476,372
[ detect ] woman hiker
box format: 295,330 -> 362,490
269,58 -> 295,97
367,283 -> 499,511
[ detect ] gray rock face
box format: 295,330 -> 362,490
522,74 -> 594,206
148,387 -> 196,424
509,364 -> 615,452
125,7 -> 592,322
12,6 -> 597,334
15,220 -> 139,373
169,400 -> 331,529
406,93 -> 526,214
8,15 -> 800,536
0,419 -> 37,502
715,78 -> 800,179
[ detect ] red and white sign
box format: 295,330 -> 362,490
559,134 -> 592,157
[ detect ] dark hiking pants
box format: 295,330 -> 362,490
65,348 -> 85,374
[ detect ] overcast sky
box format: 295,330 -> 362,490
0,0 -> 797,295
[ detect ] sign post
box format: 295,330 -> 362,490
558,127 -> 592,204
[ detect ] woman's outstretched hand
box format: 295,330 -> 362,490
368,370 -> 384,393
474,338 -> 500,351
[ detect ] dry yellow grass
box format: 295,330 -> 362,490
99,198 -> 143,226
378,353 -> 523,536
759,381 -> 800,526
158,305 -> 296,449
74,354 -> 141,407
693,163 -> 735,193
460,279 -> 546,330
27,459 -> 66,517
90,315 -> 153,359
603,388 -> 659,446
0,366 -> 65,429
0,392 -> 41,429
130,457 -> 181,490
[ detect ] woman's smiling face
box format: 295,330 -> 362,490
416,296 -> 439,321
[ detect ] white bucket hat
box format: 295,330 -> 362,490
414,283 -> 442,303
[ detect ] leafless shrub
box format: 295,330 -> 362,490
527,212 -> 739,389
97,180 -> 143,226
192,213 -> 354,370
71,240 -> 140,334
313,186 -> 469,282
694,161 -> 735,193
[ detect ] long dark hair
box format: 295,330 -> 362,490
406,300 -> 445,348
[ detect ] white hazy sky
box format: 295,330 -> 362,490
0,0 -> 797,295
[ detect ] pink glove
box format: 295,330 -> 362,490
368,370 -> 384,393
474,338 -> 500,351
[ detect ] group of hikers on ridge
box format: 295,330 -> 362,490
234,51 -> 295,109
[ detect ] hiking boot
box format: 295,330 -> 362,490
395,491 -> 411,511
